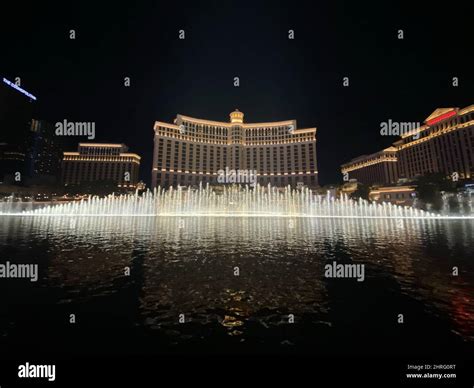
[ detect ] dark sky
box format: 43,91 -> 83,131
1,0 -> 472,185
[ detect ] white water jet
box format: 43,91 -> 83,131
0,184 -> 473,219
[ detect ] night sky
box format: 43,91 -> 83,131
1,0 -> 472,185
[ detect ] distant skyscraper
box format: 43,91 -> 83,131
62,143 -> 141,189
0,78 -> 37,184
26,119 -> 63,184
0,143 -> 25,184
152,110 -> 318,188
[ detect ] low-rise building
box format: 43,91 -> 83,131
369,185 -> 417,206
62,143 -> 141,189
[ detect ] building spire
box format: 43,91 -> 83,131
230,109 -> 244,124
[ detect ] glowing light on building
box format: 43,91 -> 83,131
2,77 -> 37,100
426,110 -> 457,126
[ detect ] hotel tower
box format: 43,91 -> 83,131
341,105 -> 474,185
152,110 -> 318,188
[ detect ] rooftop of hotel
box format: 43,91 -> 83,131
154,110 -> 316,132
342,147 -> 398,166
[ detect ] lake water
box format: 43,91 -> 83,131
0,216 -> 472,361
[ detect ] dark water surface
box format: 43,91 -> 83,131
0,216 -> 473,359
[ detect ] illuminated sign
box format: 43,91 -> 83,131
426,110 -> 456,126
2,78 -> 37,101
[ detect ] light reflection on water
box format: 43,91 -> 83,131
0,216 -> 473,349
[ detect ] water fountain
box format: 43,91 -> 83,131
1,184 -> 473,219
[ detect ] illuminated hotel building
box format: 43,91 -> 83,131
341,147 -> 398,185
152,110 -> 318,188
341,105 -> 474,185
62,143 -> 141,188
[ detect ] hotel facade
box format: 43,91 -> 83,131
341,105 -> 474,185
151,110 -> 318,188
62,143 -> 141,189
341,147 -> 398,185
